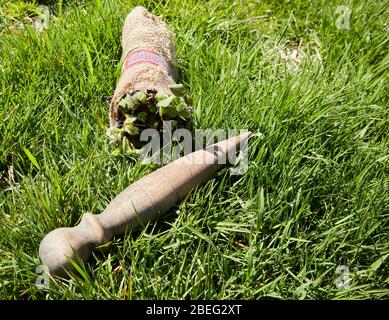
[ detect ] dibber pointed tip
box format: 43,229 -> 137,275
237,131 -> 251,143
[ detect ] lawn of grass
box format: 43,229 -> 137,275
0,0 -> 388,299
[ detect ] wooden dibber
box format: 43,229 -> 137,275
39,132 -> 250,276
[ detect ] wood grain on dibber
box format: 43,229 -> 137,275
39,132 -> 250,276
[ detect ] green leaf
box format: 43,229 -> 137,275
177,108 -> 191,118
159,106 -> 167,117
125,123 -> 140,135
167,107 -> 178,117
132,91 -> 147,104
155,90 -> 168,102
118,97 -> 135,111
149,104 -> 158,113
110,127 -> 125,139
112,127 -> 124,133
106,128 -> 119,141
173,97 -> 191,119
158,95 -> 176,108
111,148 -> 122,156
124,116 -> 137,125
124,147 -> 142,157
117,131 -> 125,139
137,112 -> 148,122
176,98 -> 186,112
169,83 -> 185,97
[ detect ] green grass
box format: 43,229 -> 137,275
0,0 -> 388,299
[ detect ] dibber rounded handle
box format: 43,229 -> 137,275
38,213 -> 110,276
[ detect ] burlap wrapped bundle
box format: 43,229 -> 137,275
109,6 -> 191,152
